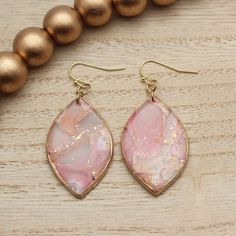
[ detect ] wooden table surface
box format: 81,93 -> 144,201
0,0 -> 236,235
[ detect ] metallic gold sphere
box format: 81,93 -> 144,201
0,52 -> 27,94
43,5 -> 83,45
13,27 -> 54,67
74,0 -> 113,27
113,0 -> 147,17
152,0 -> 176,6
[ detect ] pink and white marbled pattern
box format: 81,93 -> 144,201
47,98 -> 112,198
121,97 -> 188,195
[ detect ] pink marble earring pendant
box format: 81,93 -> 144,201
47,98 -> 113,198
121,60 -> 196,196
121,97 -> 188,196
46,63 -> 118,199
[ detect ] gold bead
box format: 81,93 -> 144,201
43,5 -> 83,45
0,52 -> 27,94
13,27 -> 54,67
113,0 -> 147,17
152,0 -> 176,6
74,0 -> 113,27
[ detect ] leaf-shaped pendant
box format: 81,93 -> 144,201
121,97 -> 188,196
47,98 -> 113,198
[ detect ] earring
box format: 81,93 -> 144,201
47,62 -> 125,198
121,60 -> 198,196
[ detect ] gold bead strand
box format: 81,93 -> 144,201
0,0 -> 178,94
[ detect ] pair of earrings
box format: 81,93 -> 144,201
46,60 -> 198,198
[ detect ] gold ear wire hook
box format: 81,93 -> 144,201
139,60 -> 198,79
139,59 -> 198,97
69,62 -> 126,87
68,62 -> 126,99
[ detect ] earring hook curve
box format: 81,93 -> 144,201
139,59 -> 198,98
69,62 -> 126,88
139,59 -> 198,81
68,62 -> 126,99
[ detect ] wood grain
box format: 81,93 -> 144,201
0,0 -> 236,235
